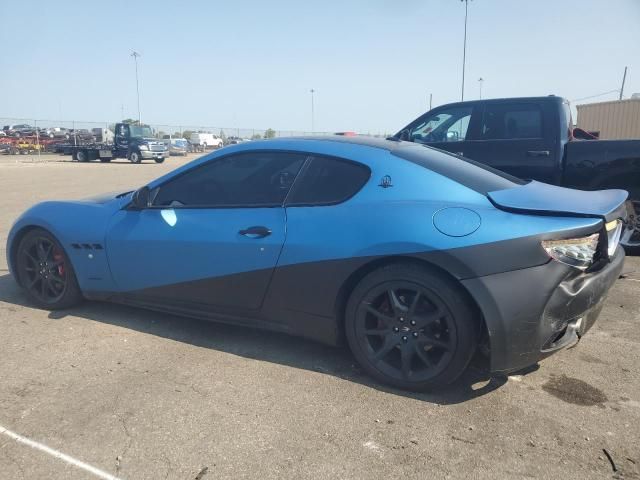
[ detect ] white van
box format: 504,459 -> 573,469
189,132 -> 223,149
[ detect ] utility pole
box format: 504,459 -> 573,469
460,0 -> 471,101
478,77 -> 484,99
620,66 -> 628,100
310,89 -> 315,133
429,93 -> 433,110
131,51 -> 142,124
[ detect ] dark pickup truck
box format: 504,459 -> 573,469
395,96 -> 640,248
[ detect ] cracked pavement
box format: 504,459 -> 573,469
0,154 -> 639,479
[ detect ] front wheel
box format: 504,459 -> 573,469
129,151 -> 141,163
621,200 -> 640,251
345,263 -> 477,391
155,157 -> 165,163
76,150 -> 88,162
15,228 -> 82,309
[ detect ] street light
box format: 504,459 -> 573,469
310,89 -> 315,133
460,0 -> 472,101
478,77 -> 484,99
131,51 -> 142,124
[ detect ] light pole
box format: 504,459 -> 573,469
131,51 -> 141,124
310,89 -> 315,133
478,77 -> 484,99
460,0 -> 471,101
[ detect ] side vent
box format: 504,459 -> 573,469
71,243 -> 103,250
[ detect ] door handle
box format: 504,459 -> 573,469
239,226 -> 272,238
526,150 -> 550,157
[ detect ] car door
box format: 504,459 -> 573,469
105,151 -> 307,312
460,102 -> 558,183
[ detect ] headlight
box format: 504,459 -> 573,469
605,220 -> 622,257
139,144 -> 149,150
542,233 -> 599,270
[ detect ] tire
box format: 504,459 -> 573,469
129,151 -> 141,163
345,262 -> 477,391
76,150 -> 88,162
621,200 -> 640,252
154,157 -> 165,163
14,228 -> 82,310
202,143 -> 208,150
100,158 -> 111,163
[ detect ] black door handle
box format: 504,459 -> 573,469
527,150 -> 550,157
239,226 -> 272,238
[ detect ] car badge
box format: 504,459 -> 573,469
379,175 -> 393,188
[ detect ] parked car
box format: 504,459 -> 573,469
395,96 -> 640,248
190,132 -> 223,149
226,136 -> 247,145
41,127 -> 70,139
3,124 -> 36,137
68,129 -> 96,143
162,135 -> 188,156
6,136 -> 626,391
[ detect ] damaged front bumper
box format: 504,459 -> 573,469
462,248 -> 625,374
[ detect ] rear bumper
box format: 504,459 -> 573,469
462,248 -> 625,374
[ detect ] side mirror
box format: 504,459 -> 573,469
399,129 -> 410,141
130,186 -> 150,209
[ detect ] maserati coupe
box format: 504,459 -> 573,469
6,136 -> 627,391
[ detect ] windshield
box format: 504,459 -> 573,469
130,126 -> 153,138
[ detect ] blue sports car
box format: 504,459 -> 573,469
6,137 -> 627,391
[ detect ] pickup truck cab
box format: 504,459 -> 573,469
396,96 -> 640,248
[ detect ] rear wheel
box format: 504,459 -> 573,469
15,229 -> 82,309
76,150 -> 88,162
345,263 -> 477,391
129,151 -> 141,163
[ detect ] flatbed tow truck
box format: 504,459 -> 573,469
56,123 -> 168,163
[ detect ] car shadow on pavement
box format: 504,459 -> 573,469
0,274 -> 508,405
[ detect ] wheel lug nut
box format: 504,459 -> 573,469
410,320 -> 416,326
412,332 -> 419,338
399,317 -> 404,322
402,336 -> 408,342
393,327 -> 399,333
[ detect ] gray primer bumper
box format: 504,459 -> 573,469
462,248 -> 625,373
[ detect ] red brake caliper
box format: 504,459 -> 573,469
53,249 -> 65,276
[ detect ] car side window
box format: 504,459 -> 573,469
153,152 -> 306,207
409,107 -> 473,143
286,155 -> 370,206
479,104 -> 542,140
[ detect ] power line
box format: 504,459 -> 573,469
570,89 -> 621,103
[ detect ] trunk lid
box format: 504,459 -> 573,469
488,181 -> 628,222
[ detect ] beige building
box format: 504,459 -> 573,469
576,97 -> 640,140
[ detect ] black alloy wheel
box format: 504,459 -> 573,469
16,229 -> 82,309
346,263 -> 477,391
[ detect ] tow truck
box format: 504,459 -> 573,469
61,123 -> 168,163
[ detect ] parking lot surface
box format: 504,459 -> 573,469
0,153 -> 639,479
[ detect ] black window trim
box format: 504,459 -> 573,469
283,153 -> 372,208
128,149 -> 371,211
139,149 -> 312,210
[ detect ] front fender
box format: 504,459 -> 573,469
7,200 -> 124,293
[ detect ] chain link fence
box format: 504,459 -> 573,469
0,117 -> 389,162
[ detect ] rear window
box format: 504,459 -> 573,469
479,103 -> 543,140
394,143 -> 526,194
286,155 -> 371,205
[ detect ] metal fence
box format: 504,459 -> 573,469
1,117 -> 388,140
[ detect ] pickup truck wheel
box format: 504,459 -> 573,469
621,200 -> 640,250
129,151 -> 141,163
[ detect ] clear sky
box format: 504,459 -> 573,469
1,0 -> 638,134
